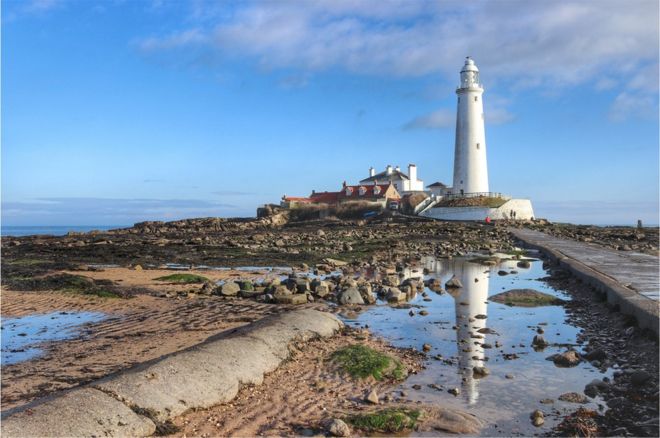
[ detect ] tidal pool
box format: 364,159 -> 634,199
341,255 -> 612,436
1,311 -> 106,365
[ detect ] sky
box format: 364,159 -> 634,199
2,0 -> 659,226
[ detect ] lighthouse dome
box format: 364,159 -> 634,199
461,57 -> 479,73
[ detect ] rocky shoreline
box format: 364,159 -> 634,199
2,215 -> 658,437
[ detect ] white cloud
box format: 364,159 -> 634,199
23,0 -> 61,13
138,1 -> 658,84
403,109 -> 454,130
609,91 -> 657,122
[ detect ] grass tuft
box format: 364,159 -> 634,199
153,273 -> 209,284
347,408 -> 421,433
331,344 -> 406,381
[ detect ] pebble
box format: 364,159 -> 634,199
422,343 -> 432,352
365,389 -> 379,404
531,410 -> 544,427
448,387 -> 461,396
326,419 -> 351,437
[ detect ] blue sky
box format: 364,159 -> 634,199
2,0 -> 659,226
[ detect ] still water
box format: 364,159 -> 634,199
1,311 -> 106,365
341,255 -> 611,436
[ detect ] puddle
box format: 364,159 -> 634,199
341,256 -> 611,436
1,311 -> 106,365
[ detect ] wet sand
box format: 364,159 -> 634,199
1,267 -> 316,411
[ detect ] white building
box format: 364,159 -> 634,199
360,164 -> 425,195
452,57 -> 489,195
418,57 -> 535,221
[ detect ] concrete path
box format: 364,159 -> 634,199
512,228 -> 659,335
1,309 -> 343,437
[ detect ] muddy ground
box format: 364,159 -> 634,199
1,215 -> 658,436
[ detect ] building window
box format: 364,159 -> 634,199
474,96 -> 478,102
345,187 -> 353,196
374,186 -> 381,195
358,186 -> 366,196
476,143 -> 480,149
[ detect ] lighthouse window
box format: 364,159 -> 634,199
476,143 -> 480,149
474,96 -> 478,102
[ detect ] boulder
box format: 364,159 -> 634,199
325,419 -> 350,437
339,287 -> 365,305
385,287 -> 406,303
275,294 -> 308,305
219,282 -> 240,296
445,275 -> 463,289
552,350 -> 581,367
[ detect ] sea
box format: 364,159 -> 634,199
1,225 -> 127,237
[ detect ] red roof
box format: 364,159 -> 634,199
340,183 -> 399,200
309,191 -> 341,204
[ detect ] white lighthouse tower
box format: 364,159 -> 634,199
418,57 -> 536,221
452,57 -> 489,195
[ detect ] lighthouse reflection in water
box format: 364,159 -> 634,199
423,258 -> 490,405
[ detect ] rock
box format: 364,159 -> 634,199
199,282 -> 214,295
422,343 -> 432,352
274,239 -> 286,247
584,348 -> 606,361
473,366 -> 490,378
385,287 -> 406,303
531,410 -> 544,427
294,278 -> 310,293
517,260 -> 531,269
584,379 -> 609,398
325,419 -> 350,437
315,284 -> 330,298
133,264 -> 143,271
238,280 -> 254,291
275,294 -> 308,305
445,276 -> 463,289
532,334 -> 549,348
219,282 -> 240,296
505,374 -> 514,379
490,289 -> 564,307
497,270 -> 508,276
419,310 -> 429,316
324,258 -> 348,267
365,389 -> 379,404
558,392 -> 588,404
553,350 -> 581,367
630,370 -> 653,385
412,384 -> 422,390
448,387 -> 460,396
273,284 -> 292,297
339,287 -> 365,305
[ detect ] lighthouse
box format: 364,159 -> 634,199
452,57 -> 489,195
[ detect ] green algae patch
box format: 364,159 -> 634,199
489,289 -> 565,307
153,273 -> 209,284
6,273 -> 124,298
332,344 -> 406,381
347,408 -> 421,433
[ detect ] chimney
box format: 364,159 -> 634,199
408,164 -> 417,182
342,180 -> 347,188
395,165 -> 401,172
386,165 -> 393,175
369,166 -> 375,177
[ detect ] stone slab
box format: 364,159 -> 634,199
1,310 -> 343,435
94,309 -> 342,423
0,388 -> 156,437
512,228 -> 659,336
